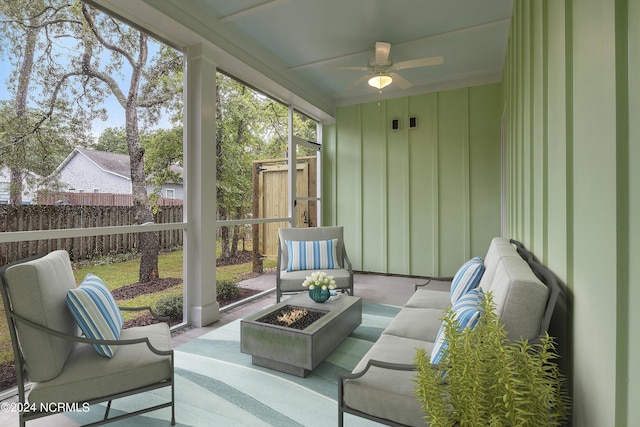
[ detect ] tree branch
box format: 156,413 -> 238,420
80,39 -> 127,107
81,4 -> 136,67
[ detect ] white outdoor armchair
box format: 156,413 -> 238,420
0,250 -> 175,427
276,226 -> 354,302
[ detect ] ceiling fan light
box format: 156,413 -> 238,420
368,74 -> 392,90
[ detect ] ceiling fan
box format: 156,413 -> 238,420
341,41 -> 444,91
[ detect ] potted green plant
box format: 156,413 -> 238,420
414,292 -> 571,427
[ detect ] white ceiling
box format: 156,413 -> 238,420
93,0 -> 513,122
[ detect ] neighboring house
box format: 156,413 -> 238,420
0,167 -> 40,204
153,163 -> 185,200
51,147 -> 183,199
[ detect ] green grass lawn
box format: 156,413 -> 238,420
0,248 -> 276,365
73,250 -> 186,320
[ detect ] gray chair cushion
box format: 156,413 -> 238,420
28,322 -> 172,405
4,250 -> 78,381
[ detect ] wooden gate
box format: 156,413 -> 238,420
253,157 -> 317,257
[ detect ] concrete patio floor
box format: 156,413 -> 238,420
171,271 -> 433,347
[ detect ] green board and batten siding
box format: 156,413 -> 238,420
323,1 -> 640,425
502,1 -> 640,426
323,84 -> 502,277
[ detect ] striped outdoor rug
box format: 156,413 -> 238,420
69,301 -> 399,426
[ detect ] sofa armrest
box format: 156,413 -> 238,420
338,358 -> 418,427
340,358 -> 417,381
339,358 -> 417,403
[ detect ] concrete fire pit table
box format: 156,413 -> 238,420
240,292 -> 362,377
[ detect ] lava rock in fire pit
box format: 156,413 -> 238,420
257,305 -> 326,330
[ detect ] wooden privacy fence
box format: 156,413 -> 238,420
38,192 -> 183,206
253,156 -> 317,257
0,205 -> 183,265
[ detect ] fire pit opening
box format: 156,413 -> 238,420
257,305 -> 327,330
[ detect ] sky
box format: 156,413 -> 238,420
0,22 -> 172,141
0,56 -> 127,139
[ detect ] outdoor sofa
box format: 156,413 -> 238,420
338,237 -> 562,426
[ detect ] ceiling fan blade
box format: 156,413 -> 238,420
390,72 -> 412,89
335,66 -> 369,71
347,74 -> 372,90
375,41 -> 391,65
395,55 -> 444,70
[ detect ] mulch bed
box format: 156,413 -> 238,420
121,285 -> 262,328
112,277 -> 183,300
216,250 -> 253,267
0,362 -> 16,395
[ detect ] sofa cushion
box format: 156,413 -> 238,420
28,323 -> 172,406
479,237 -> 520,291
491,256 -> 549,341
285,239 -> 339,271
450,257 -> 485,303
382,306 -> 445,342
404,288 -> 451,310
67,273 -> 124,357
431,288 -> 483,364
346,334 -> 432,427
4,250 -> 78,382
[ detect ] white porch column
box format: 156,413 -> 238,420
184,43 -> 219,326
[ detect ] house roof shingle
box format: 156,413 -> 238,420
75,147 -> 131,179
54,147 -> 183,182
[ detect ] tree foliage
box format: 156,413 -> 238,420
0,2 -> 182,282
0,0 -> 89,202
73,3 -> 182,281
214,73 -> 317,259
94,126 -> 127,154
1,1 -> 319,273
142,126 -> 183,210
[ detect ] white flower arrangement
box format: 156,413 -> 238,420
302,271 -> 336,291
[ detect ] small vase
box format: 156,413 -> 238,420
308,287 -> 330,303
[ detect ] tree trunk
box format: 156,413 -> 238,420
219,214 -> 230,260
127,115 -> 158,282
78,5 -> 159,282
124,34 -> 158,283
9,169 -> 24,206
231,225 -> 240,256
9,22 -> 38,205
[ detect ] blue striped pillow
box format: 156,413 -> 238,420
431,288 -> 483,364
450,257 -> 485,304
285,239 -> 339,272
66,273 -> 124,357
